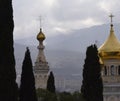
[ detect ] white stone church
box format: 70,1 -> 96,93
99,15 -> 120,101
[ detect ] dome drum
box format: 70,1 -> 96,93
99,51 -> 120,58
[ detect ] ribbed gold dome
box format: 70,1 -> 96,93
98,24 -> 120,59
37,28 -> 46,41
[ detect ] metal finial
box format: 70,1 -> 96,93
26,47 -> 29,50
39,16 -> 42,29
109,14 -> 114,24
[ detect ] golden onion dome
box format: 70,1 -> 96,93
37,28 -> 46,41
98,24 -> 120,58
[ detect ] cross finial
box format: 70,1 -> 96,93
109,14 -> 114,24
39,16 -> 42,28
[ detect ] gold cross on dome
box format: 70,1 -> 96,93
109,14 -> 114,24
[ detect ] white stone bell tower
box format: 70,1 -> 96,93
34,28 -> 49,89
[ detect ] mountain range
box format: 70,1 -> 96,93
15,23 -> 120,52
14,23 -> 120,86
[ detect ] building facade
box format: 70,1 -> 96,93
99,16 -> 120,101
34,28 -> 49,89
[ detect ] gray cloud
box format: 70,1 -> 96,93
12,0 -> 120,40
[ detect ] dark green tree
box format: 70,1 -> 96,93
36,88 -> 57,101
47,71 -> 56,93
19,48 -> 38,101
59,92 -> 74,101
0,0 -> 18,100
81,45 -> 103,101
72,91 -> 85,101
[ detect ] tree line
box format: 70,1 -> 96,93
0,0 -> 103,101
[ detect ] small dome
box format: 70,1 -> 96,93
37,28 -> 46,41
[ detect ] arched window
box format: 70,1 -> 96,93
111,65 -> 114,75
118,65 -> 120,75
104,66 -> 107,75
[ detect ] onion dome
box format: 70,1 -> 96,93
98,24 -> 120,59
37,28 -> 46,41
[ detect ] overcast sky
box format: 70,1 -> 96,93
12,0 -> 120,40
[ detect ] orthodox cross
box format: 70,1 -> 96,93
109,14 -> 114,24
39,16 -> 42,28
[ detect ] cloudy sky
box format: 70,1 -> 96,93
12,0 -> 120,40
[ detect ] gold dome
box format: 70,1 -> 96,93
98,24 -> 120,59
37,28 -> 46,41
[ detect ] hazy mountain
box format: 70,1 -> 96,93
15,23 -> 120,52
14,43 -> 84,76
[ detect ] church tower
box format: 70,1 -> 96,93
99,14 -> 120,101
34,28 -> 49,89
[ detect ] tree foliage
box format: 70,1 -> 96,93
19,48 -> 38,101
47,71 -> 56,93
81,45 -> 103,101
36,88 -> 57,101
0,0 -> 18,100
36,89 -> 85,101
59,92 -> 74,101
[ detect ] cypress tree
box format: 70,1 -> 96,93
47,71 -> 56,93
0,0 -> 18,100
81,45 -> 103,101
19,48 -> 38,101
